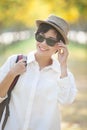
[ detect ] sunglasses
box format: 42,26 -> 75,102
35,33 -> 58,46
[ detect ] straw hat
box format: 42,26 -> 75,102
36,14 -> 69,44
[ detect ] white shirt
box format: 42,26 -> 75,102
0,51 -> 77,130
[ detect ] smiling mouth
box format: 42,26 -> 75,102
39,46 -> 49,51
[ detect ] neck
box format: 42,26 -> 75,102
35,53 -> 52,70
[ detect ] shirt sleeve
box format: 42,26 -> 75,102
57,71 -> 78,104
0,55 -> 17,102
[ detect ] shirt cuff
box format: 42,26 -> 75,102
57,74 -> 71,89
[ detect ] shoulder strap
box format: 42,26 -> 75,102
8,54 -> 25,94
2,54 -> 26,130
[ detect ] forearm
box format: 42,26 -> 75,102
60,64 -> 68,78
0,56 -> 27,98
0,70 -> 16,97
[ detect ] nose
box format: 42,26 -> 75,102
41,39 -> 47,46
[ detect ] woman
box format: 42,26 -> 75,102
0,14 -> 77,130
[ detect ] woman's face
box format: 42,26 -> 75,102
36,29 -> 58,57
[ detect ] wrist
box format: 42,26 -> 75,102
9,69 -> 17,78
60,64 -> 68,78
60,62 -> 67,67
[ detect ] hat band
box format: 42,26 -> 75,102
47,20 -> 64,32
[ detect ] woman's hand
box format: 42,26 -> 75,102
57,40 -> 69,78
10,59 -> 27,77
57,40 -> 69,66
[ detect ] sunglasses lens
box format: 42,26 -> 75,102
35,34 -> 44,42
46,39 -> 57,46
35,33 -> 58,46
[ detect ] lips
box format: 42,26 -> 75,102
39,46 -> 49,51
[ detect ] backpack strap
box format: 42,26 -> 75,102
2,54 -> 26,130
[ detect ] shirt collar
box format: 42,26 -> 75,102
50,57 -> 60,73
27,51 -> 36,64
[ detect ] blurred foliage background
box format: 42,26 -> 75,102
0,0 -> 87,30
0,0 -> 87,130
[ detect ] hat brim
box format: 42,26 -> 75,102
36,20 -> 68,44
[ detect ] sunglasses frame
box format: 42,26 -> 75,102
35,33 -> 58,47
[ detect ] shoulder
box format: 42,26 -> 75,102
6,54 -> 20,67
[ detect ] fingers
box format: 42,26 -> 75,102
10,58 -> 27,77
57,40 -> 66,48
57,40 -> 69,55
60,49 -> 64,54
15,59 -> 27,73
18,59 -> 27,67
